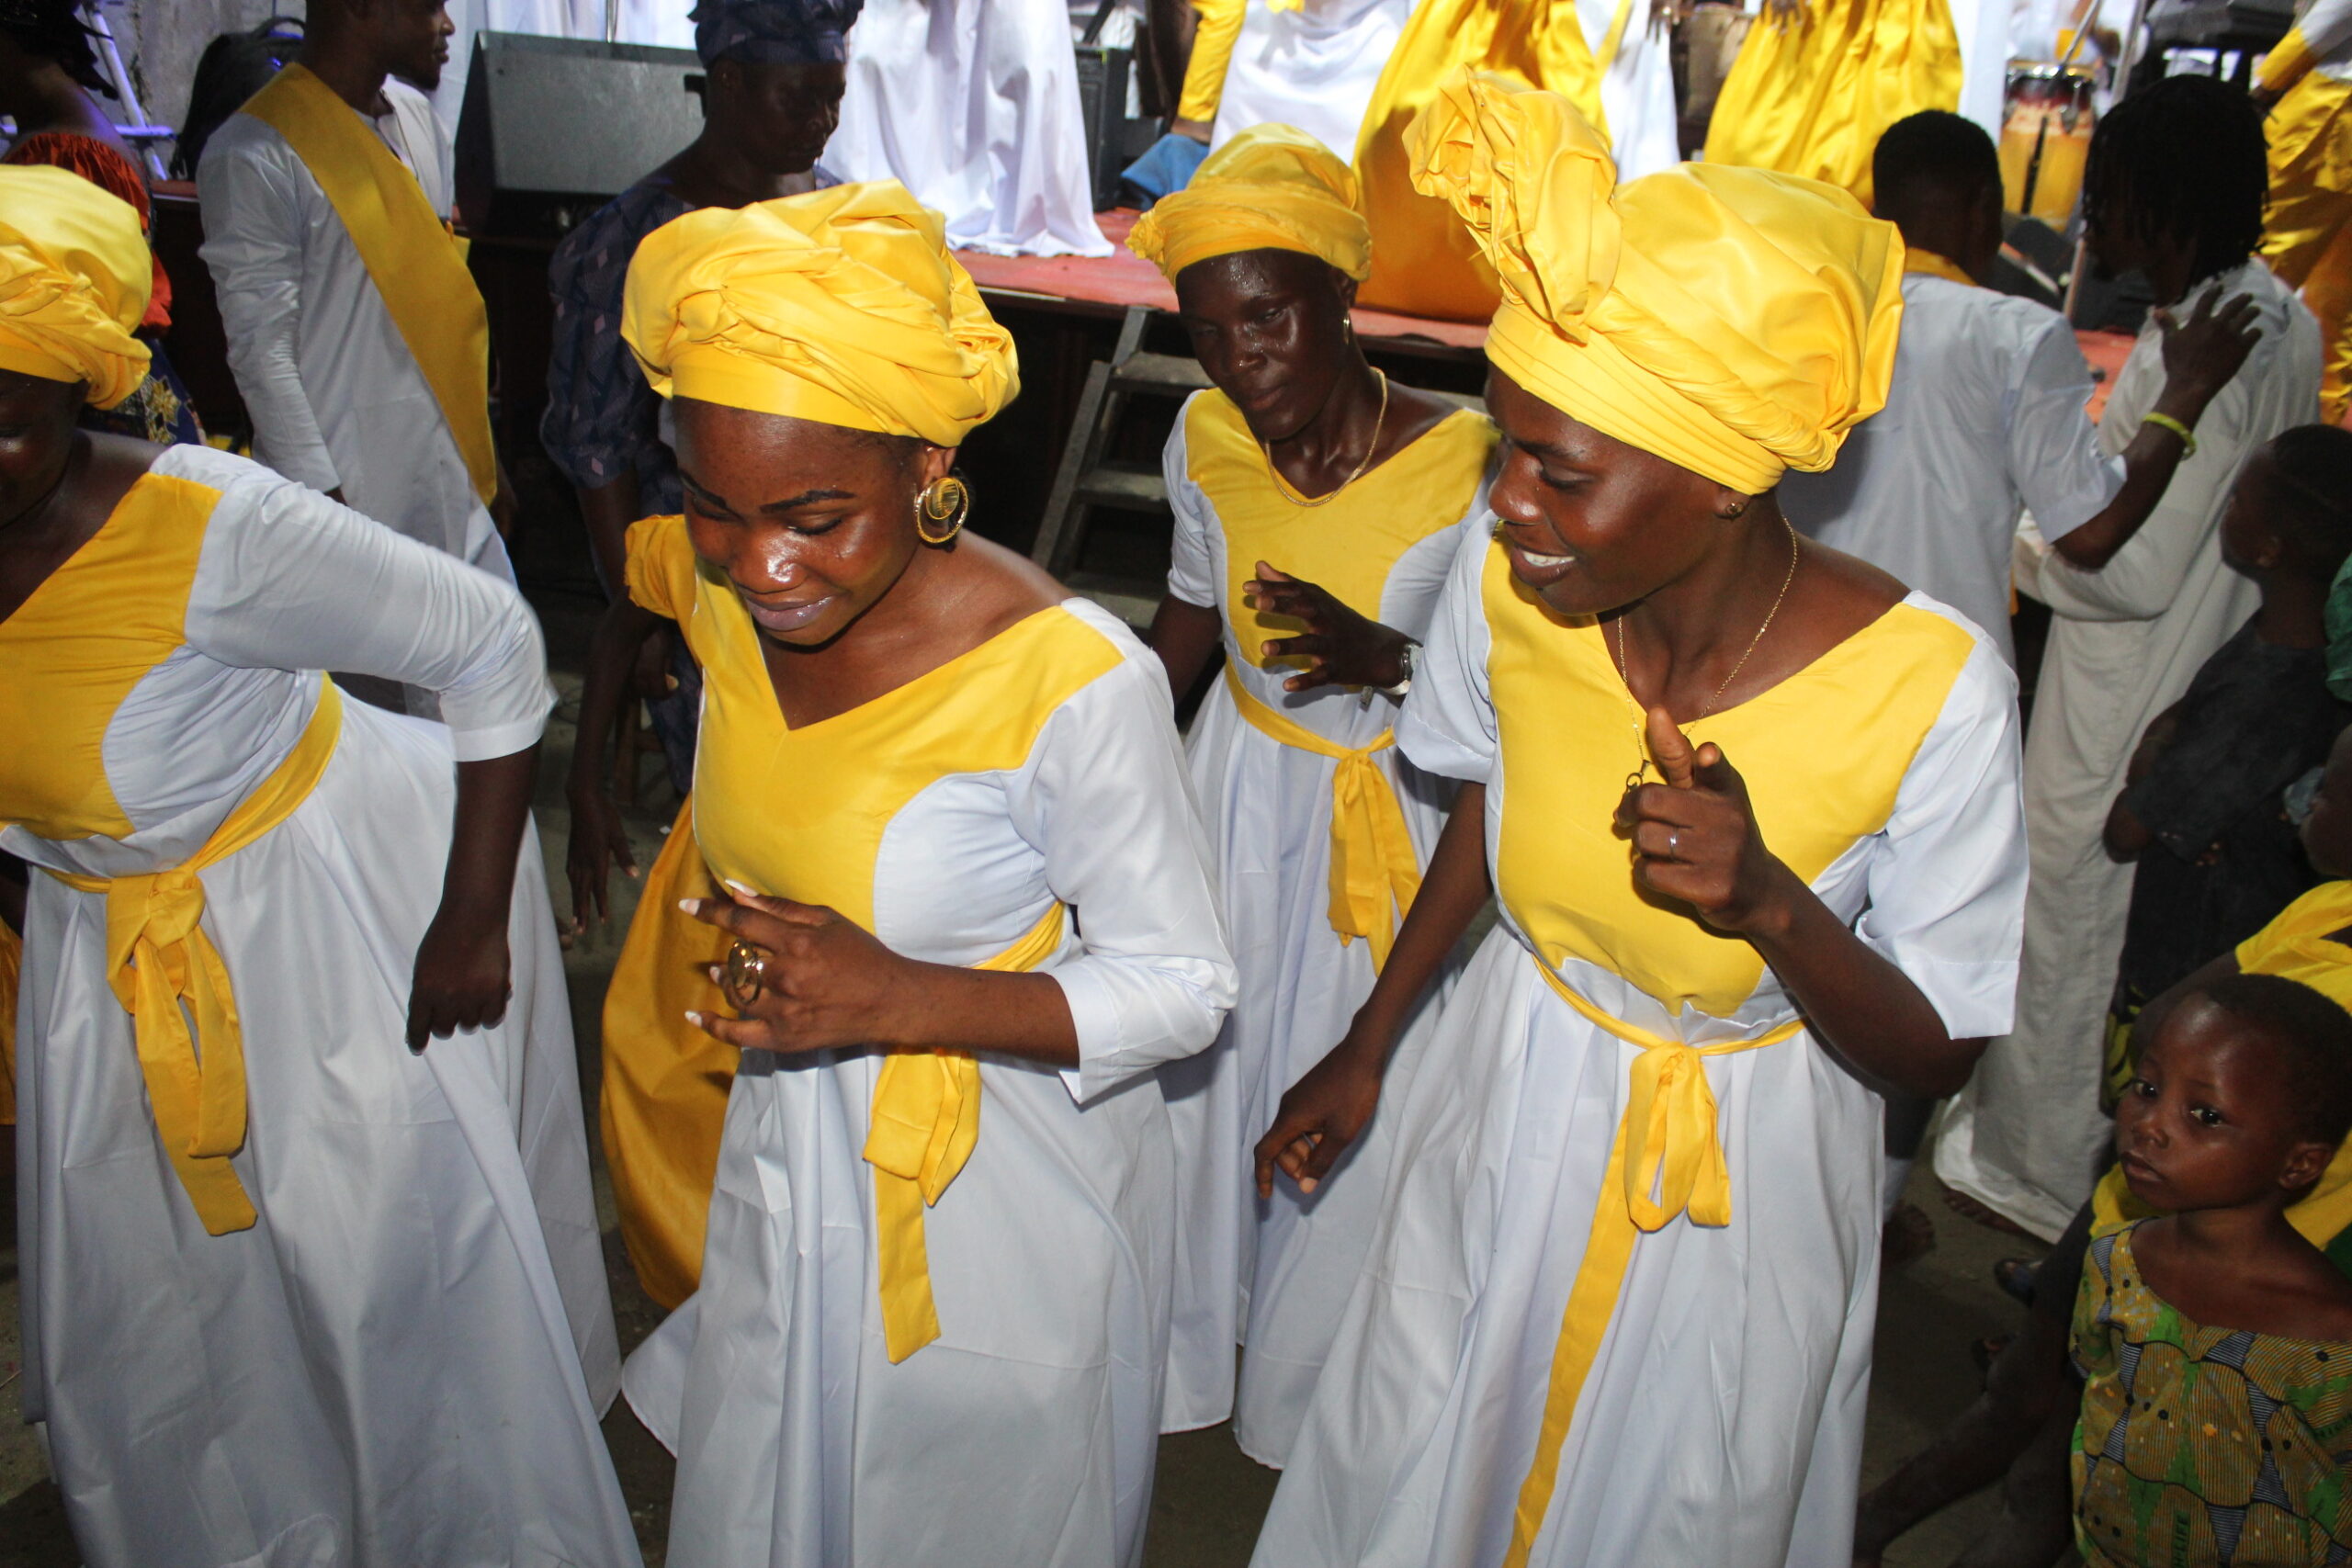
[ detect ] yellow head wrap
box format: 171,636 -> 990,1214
623,180 -> 1017,449
1408,72 -> 1904,494
0,164 -> 152,410
1127,123 -> 1373,285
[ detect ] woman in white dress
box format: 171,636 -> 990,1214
1248,75 -> 2029,1566
1128,124 -> 1495,1459
0,166 -> 636,1568
563,180 -> 1235,1567
1209,0 -> 1419,160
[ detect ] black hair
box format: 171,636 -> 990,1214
0,0 -> 107,94
2082,76 -> 2266,288
2260,424 -> 2352,579
2197,972 -> 2352,1147
1872,110 -> 2000,217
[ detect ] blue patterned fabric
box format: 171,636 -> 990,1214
691,0 -> 862,65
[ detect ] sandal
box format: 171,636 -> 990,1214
1883,1201 -> 1937,1268
1993,1257 -> 2041,1306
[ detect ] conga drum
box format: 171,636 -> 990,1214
1999,62 -> 2098,223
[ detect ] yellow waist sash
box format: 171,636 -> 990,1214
43,682 -> 344,1236
1507,954 -> 1805,1566
1222,662 -> 1420,971
863,899 -> 1067,1363
239,65 -> 495,505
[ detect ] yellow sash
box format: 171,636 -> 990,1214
240,64 -> 495,505
865,901 -> 1069,1363
1508,957 -> 1804,1567
44,682 -> 345,1235
1223,663 -> 1420,970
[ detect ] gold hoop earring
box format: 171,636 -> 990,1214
915,474 -> 969,545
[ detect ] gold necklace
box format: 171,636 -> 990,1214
1611,518 -> 1802,789
1262,370 -> 1388,508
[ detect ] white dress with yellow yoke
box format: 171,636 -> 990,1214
1252,530 -> 2027,1568
0,445 -> 635,1568
614,517 -> 1236,1568
1158,390 -> 1496,1457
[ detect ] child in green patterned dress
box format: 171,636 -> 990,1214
2076,972 -> 2352,1565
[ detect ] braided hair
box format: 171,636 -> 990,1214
2082,75 -> 2266,289
0,0 -> 107,94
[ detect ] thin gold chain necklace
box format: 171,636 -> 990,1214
1262,370 -> 1388,508
1611,518 -> 1802,789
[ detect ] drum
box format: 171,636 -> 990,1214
1998,62 -> 2098,224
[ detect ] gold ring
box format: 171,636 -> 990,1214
723,939 -> 770,1007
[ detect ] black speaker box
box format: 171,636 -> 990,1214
1074,43 -> 1158,211
456,31 -> 706,238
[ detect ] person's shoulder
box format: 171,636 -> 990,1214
1904,276 -> 2066,358
196,105 -> 289,174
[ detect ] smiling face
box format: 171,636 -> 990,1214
0,367 -> 85,527
672,399 -> 949,649
2117,997 -> 2333,1212
1483,369 -> 1745,619
1173,249 -> 1356,446
709,59 -> 847,176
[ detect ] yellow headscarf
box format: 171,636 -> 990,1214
624,180 -> 1017,448
1127,123 -> 1374,285
0,164 -> 152,410
1409,72 -> 1904,494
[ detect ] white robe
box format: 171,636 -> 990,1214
1208,0 -> 1419,161
1581,0 -> 1680,182
1934,258 -> 2324,1240
1252,532 -> 2029,1568
196,81 -> 508,578
1947,0 -> 2012,140
8,445 -> 634,1568
1156,412 -> 1487,1460
621,604 -> 1236,1568
824,0 -> 1113,256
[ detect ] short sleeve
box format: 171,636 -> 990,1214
625,514 -> 697,623
1396,524 -> 1500,784
2068,1233 -> 2118,1383
1852,624 -> 2028,1040
1163,400 -> 1217,609
2007,316 -> 2123,542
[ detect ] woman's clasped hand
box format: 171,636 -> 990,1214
1614,704 -> 1804,940
684,882 -> 915,1053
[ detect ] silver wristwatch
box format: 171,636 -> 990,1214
1376,639 -> 1418,699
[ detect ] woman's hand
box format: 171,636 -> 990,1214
1614,707 -> 1803,939
1254,1030 -> 1385,1198
407,897 -> 513,1051
2154,285 -> 2262,415
565,784 -> 638,936
1246,560 -> 1413,694
684,884 -> 918,1054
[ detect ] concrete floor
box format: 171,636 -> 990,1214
0,593 -> 2053,1568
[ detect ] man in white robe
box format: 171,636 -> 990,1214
198,0 -> 512,579
1934,78 -> 2322,1239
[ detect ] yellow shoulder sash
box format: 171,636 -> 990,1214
240,64 -> 494,504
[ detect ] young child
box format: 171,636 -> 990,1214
2074,971 -> 2352,1567
2102,426 -> 2352,1095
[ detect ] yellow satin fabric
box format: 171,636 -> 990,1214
1223,665 -> 1419,969
1175,0 -> 1250,123
2092,881 -> 2352,1248
1128,123 -> 1373,283
44,683 -> 344,1235
1904,248 -> 1976,286
1351,2 -> 1604,320
1702,0 -> 1962,204
2262,69 -> 2352,422
2261,24 -> 2321,94
866,901 -> 1068,1362
1412,72 -> 1904,493
1510,959 -> 1802,1566
241,65 -> 494,504
623,181 -> 1018,448
0,164 -> 151,407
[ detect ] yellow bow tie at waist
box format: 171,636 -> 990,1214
863,900 -> 1067,1363
42,682 -> 345,1237
1506,955 -> 1806,1568
1223,663 -> 1421,970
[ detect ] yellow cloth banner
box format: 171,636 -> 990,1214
46,682 -> 344,1235
1223,663 -> 1419,970
1509,956 -> 1804,1567
865,901 -> 1068,1363
240,64 -> 495,504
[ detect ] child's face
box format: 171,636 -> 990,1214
2216,448 -> 2276,575
2117,997 -> 2332,1212
2301,727 -> 2352,880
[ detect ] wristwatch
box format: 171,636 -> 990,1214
1377,639 -> 1418,699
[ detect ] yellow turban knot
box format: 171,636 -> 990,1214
624,180 -> 1018,449
1408,71 -> 1905,494
1128,123 -> 1374,285
0,164 -> 153,411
